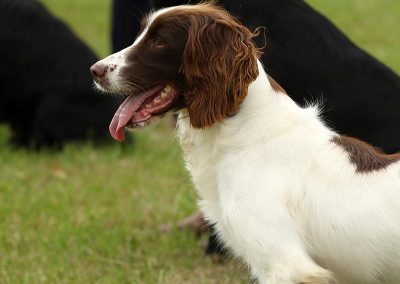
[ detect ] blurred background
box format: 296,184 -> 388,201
0,0 -> 399,283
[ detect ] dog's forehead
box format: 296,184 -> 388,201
144,6 -> 184,28
134,6 -> 182,46
143,4 -> 212,31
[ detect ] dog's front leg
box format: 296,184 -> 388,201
205,161 -> 334,284
213,200 -> 332,283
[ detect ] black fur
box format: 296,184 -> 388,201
0,0 -> 121,148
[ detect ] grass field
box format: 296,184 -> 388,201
0,1 -> 399,283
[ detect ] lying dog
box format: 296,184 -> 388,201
0,0 -> 120,148
92,3 -> 400,283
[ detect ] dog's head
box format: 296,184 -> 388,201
91,3 -> 260,141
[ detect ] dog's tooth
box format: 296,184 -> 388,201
164,85 -> 172,92
146,103 -> 152,108
154,97 -> 161,104
161,92 -> 168,98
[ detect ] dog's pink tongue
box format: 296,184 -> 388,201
109,95 -> 137,142
109,85 -> 163,142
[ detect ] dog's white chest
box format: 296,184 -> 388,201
177,112 -> 220,204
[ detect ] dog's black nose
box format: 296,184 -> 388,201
90,63 -> 107,78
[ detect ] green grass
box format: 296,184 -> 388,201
40,0 -> 111,57
0,123 -> 247,284
1,1 -> 399,283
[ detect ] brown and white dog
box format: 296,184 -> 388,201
91,4 -> 400,284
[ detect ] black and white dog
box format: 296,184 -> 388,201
0,0 -> 121,148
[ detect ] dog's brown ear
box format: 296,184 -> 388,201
182,7 -> 261,128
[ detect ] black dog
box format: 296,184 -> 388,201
0,0 -> 121,148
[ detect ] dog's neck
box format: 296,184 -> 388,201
176,59 -> 334,202
219,60 -> 330,144
177,60 -> 333,149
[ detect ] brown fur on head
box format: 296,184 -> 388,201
91,3 -> 261,130
179,3 -> 261,128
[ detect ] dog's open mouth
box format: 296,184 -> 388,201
109,84 -> 178,141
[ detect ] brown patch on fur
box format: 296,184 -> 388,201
267,75 -> 287,95
332,136 -> 400,172
162,4 -> 261,128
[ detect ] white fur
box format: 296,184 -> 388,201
177,60 -> 400,283
93,47 -> 130,94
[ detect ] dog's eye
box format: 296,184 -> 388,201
151,37 -> 166,48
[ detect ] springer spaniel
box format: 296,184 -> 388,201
91,4 -> 400,284
118,0 -> 400,256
